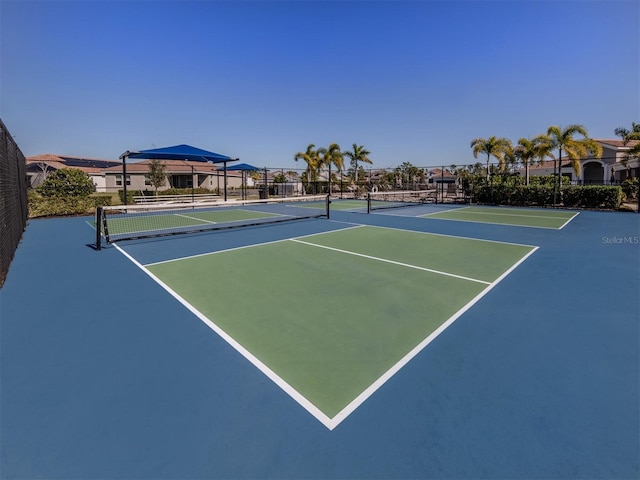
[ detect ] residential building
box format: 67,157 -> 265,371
517,139 -> 639,184
26,154 -> 121,191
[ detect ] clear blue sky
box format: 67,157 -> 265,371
1,0 -> 638,169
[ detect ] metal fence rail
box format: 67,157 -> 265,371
0,118 -> 28,287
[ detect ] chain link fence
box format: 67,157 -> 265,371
0,118 -> 28,287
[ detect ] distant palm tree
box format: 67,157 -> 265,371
317,143 -> 344,195
538,125 -> 603,203
343,144 -> 372,183
514,136 -> 552,185
616,123 -> 640,167
294,144 -> 320,193
615,122 -> 640,140
470,136 -> 512,178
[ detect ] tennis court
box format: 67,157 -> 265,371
421,206 -> 578,229
1,198 -> 638,479
130,225 -> 536,429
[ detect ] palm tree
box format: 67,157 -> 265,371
343,144 -> 372,184
317,143 -> 344,195
615,122 -> 640,140
294,144 -> 320,194
514,136 -> 553,185
616,123 -> 640,169
470,136 -> 512,178
539,125 -> 603,204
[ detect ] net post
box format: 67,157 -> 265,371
95,207 -> 103,250
326,194 -> 330,219
367,192 -> 372,214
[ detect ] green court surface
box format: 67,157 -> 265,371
145,225 -> 536,428
422,206 -> 578,228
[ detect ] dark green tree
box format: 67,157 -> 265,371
147,159 -> 167,195
37,168 -> 95,198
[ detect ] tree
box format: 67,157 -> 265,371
538,124 -> 603,203
37,168 -> 95,198
614,122 -> 640,140
514,136 -> 553,185
470,136 -> 512,178
395,162 -> 423,189
317,143 -> 344,194
147,159 -> 167,195
294,144 -> 320,193
343,144 -> 372,183
616,123 -> 640,167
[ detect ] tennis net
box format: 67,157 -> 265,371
95,195 -> 330,249
367,190 -> 435,213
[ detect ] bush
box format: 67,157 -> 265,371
37,168 -> 95,198
28,190 -> 94,218
621,178 -> 638,200
90,193 -> 113,207
562,186 -> 622,210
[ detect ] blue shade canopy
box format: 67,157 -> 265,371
123,144 -> 235,163
226,163 -> 261,171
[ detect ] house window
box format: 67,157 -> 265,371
144,175 -> 151,186
115,174 -> 131,186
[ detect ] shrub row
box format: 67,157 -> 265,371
471,184 -> 623,209
28,190 -> 94,218
562,186 -> 622,210
28,192 -> 115,218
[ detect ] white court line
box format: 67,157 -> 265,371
435,207 -> 575,220
358,223 -> 538,248
326,245 -> 539,429
115,228 -> 539,431
558,212 -> 580,229
421,207 -> 579,230
290,238 -> 491,285
174,213 -> 217,224
144,224 -> 366,267
114,243 -> 336,430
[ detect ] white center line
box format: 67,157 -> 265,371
290,238 -> 491,285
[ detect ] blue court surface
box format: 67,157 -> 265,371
1,206 -> 638,479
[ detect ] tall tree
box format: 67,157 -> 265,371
470,136 -> 512,178
317,143 -> 344,195
343,144 -> 372,183
294,144 -> 320,193
614,122 -> 640,140
539,124 -> 603,203
616,123 -> 640,166
514,136 -> 552,185
147,159 -> 167,195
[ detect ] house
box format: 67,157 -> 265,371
102,159 -> 244,194
586,139 -> 639,184
26,154 -> 246,194
26,154 -> 122,191
517,139 -> 639,184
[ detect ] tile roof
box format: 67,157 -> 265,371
595,139 -> 640,148
26,154 -> 122,174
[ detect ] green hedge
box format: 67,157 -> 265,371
90,193 -> 114,207
562,186 -> 622,210
28,190 -> 95,218
621,178 -> 638,200
472,184 -> 622,209
472,184 -> 556,206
